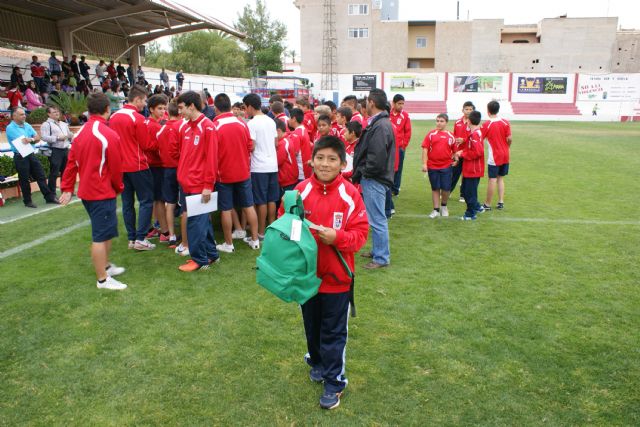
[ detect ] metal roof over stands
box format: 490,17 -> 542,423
0,0 -> 243,66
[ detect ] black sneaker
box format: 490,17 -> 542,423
25,202 -> 37,208
481,203 -> 492,211
497,202 -> 504,210
319,391 -> 343,410
309,367 -> 323,383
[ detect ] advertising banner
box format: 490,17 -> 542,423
390,74 -> 439,92
577,74 -> 640,101
453,75 -> 503,93
517,76 -> 568,94
353,75 -> 377,91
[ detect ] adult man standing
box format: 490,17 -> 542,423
159,68 -> 169,88
109,85 -> 157,251
40,106 -> 73,196
79,56 -> 91,84
176,70 -> 184,91
30,56 -> 46,93
390,94 -> 412,196
126,61 -> 135,86
352,89 -> 395,269
5,108 -> 58,208
70,55 -> 81,78
48,52 -> 62,77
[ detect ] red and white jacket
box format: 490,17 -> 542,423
157,119 -> 180,168
274,112 -> 288,126
145,117 -> 163,168
283,174 -> 369,293
288,125 -> 312,179
303,110 -> 317,142
422,129 -> 455,170
389,109 -> 412,150
176,114 -> 218,194
212,112 -> 253,183
61,116 -> 123,200
108,104 -> 156,172
351,111 -> 365,128
453,116 -> 472,151
461,128 -> 485,178
481,117 -> 511,166
276,135 -> 300,187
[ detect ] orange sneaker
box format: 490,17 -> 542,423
178,259 -> 201,272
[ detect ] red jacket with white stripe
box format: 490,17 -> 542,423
157,119 -> 179,168
284,174 -> 369,294
351,111 -> 365,128
289,125 -> 312,179
276,135 -> 299,187
303,110 -> 317,142
481,117 -> 511,166
461,128 -> 485,178
212,112 -> 253,183
61,116 -> 123,200
389,109 -> 412,149
176,114 -> 218,194
453,116 -> 471,150
108,104 -> 156,172
145,117 -> 163,167
422,129 -> 455,170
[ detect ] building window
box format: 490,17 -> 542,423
348,4 -> 369,15
348,27 -> 369,38
408,60 -> 420,69
416,37 -> 427,48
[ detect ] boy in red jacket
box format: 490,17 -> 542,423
145,94 -> 170,241
60,93 -> 127,290
390,94 -> 412,196
422,113 -> 455,218
275,119 -> 299,195
481,100 -> 512,211
175,91 -> 220,272
451,101 -> 475,202
281,135 -> 368,410
157,101 -> 181,246
287,108 -> 312,179
454,110 -> 485,220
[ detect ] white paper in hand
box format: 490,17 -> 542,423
185,192 -> 218,217
12,137 -> 34,157
290,219 -> 302,242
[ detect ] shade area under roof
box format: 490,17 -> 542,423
0,0 -> 243,63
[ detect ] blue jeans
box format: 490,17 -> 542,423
187,209 -> 219,267
461,177 -> 481,217
361,178 -> 390,265
121,169 -> 154,241
392,148 -> 405,194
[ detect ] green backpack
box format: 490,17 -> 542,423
256,190 -> 322,305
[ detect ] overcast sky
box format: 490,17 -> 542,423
162,0 -> 640,52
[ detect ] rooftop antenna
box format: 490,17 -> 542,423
457,1 -> 459,20
321,0 -> 338,91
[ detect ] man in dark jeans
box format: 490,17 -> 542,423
5,108 -> 59,208
40,106 -> 73,195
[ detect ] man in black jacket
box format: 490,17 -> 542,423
352,88 -> 395,269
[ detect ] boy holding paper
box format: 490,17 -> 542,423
280,135 -> 368,409
175,91 -> 220,272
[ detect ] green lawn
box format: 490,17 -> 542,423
1,121 -> 639,425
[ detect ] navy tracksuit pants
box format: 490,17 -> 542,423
301,291 -> 350,393
450,159 -> 464,195
186,206 -> 219,267
461,177 -> 481,217
121,169 -> 154,241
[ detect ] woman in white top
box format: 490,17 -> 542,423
40,106 -> 73,195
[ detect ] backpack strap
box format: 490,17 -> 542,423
283,190 -> 304,219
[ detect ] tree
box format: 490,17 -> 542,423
235,0 -> 287,75
144,31 -> 249,78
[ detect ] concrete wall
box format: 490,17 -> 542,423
407,25 -> 435,58
371,20 -> 408,71
612,31 -> 640,72
501,32 -> 538,44
434,21 -> 472,72
470,20 -> 503,72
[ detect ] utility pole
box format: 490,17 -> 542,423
457,1 -> 459,20
321,0 -> 338,90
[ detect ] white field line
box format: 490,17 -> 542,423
0,198 -> 82,225
0,219 -> 90,260
395,214 -> 640,226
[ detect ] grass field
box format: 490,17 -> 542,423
1,121 -> 639,425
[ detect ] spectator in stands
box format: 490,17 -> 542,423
25,81 -> 44,111
160,68 -> 169,87
49,52 -> 62,77
116,61 -> 126,80
136,66 -> 145,83
101,76 -> 112,92
7,83 -> 24,110
6,107 -> 58,207
79,56 -> 91,85
46,75 -> 59,94
176,70 -> 184,91
10,67 -> 25,91
107,60 -> 117,80
95,60 -> 107,84
77,79 -> 90,96
126,61 -> 135,86
30,56 -> 46,93
61,56 -> 72,77
70,54 -> 80,77
68,71 -> 78,90
106,83 -> 124,110
154,85 -> 163,95
40,106 -> 73,195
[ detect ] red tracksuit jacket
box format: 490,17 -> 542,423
176,114 -> 218,194
276,135 -> 299,187
61,116 -> 123,200
288,125 -> 312,179
303,110 -> 317,142
283,174 -> 369,294
389,109 -> 412,150
157,119 -> 179,168
145,117 -> 163,168
461,128 -> 485,178
212,112 -> 253,183
108,104 -> 156,172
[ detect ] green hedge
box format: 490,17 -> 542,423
0,153 -> 50,183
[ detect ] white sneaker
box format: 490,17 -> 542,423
243,237 -> 260,250
458,196 -> 465,203
216,242 -> 235,253
428,210 -> 439,219
128,240 -> 135,249
440,206 -> 449,217
97,276 -> 127,290
134,239 -> 156,251
231,229 -> 246,240
106,263 -> 125,277
175,243 -> 190,256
